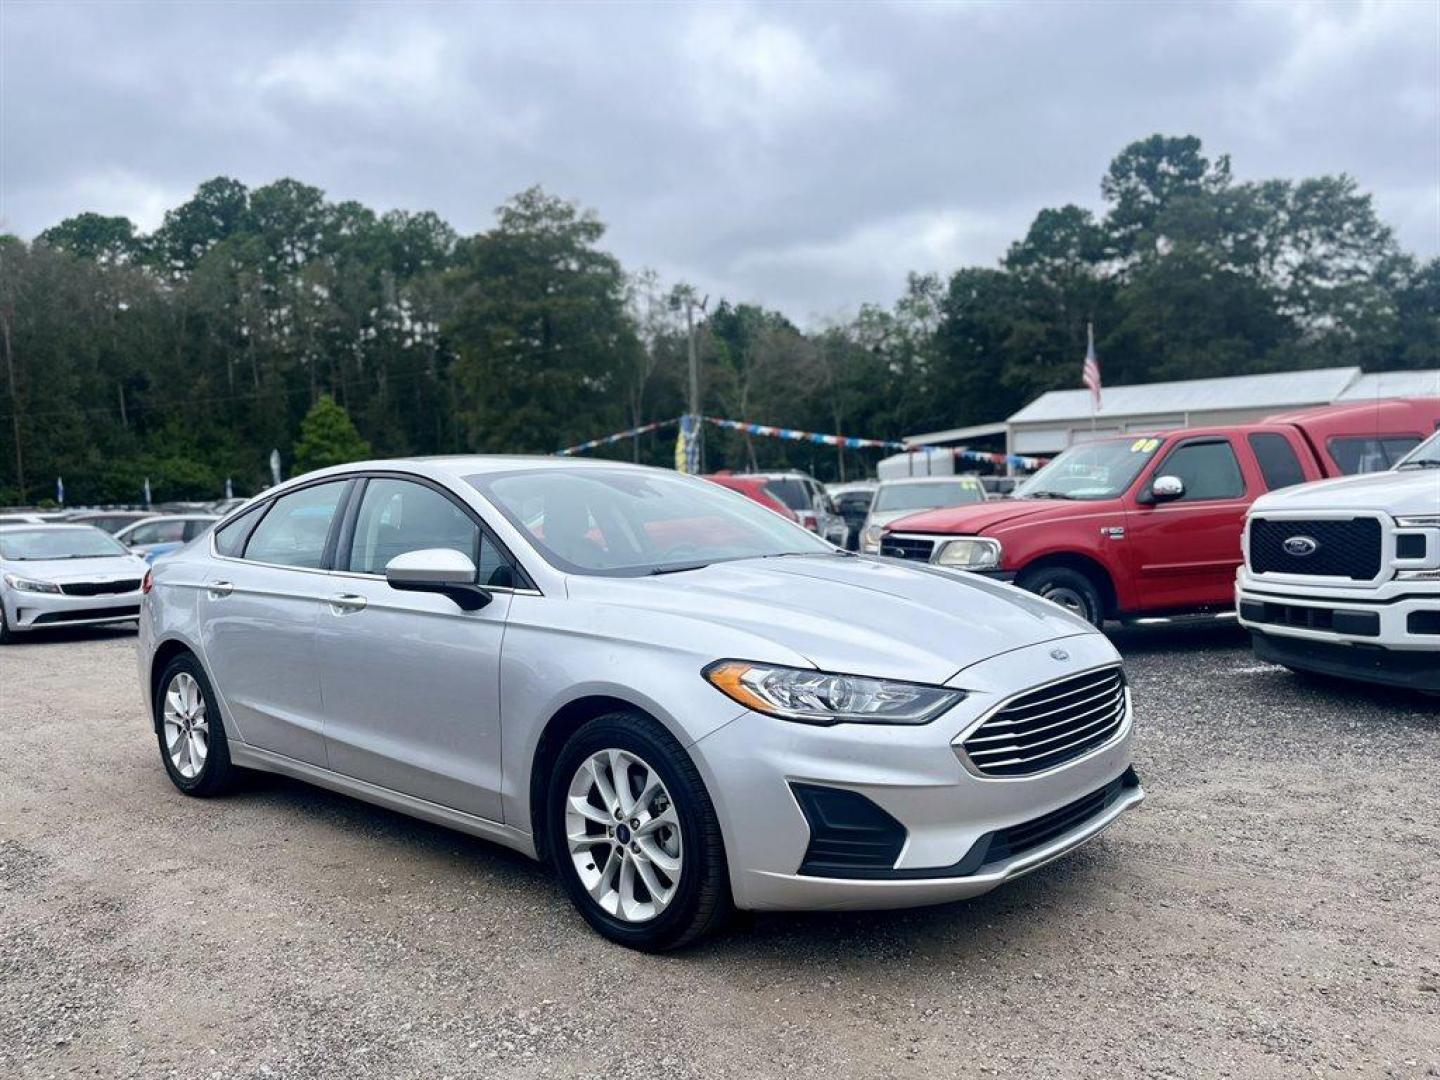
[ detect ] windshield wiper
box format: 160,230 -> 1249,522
649,562 -> 711,576
1026,491 -> 1077,500
1396,460 -> 1440,469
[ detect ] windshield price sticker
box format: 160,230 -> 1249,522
1129,438 -> 1160,453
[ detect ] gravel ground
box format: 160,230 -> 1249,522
1,623 -> 1437,1080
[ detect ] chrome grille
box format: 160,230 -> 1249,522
961,667 -> 1127,778
878,535 -> 935,562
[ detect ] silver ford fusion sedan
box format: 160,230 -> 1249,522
1,524 -> 149,642
138,457 -> 1142,950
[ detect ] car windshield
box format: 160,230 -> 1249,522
1014,437 -> 1166,500
0,527 -> 129,560
1396,430 -> 1440,469
873,479 -> 985,512
468,468 -> 835,576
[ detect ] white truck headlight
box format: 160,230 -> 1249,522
861,525 -> 884,552
2,573 -> 62,594
936,537 -> 1002,570
704,660 -> 965,726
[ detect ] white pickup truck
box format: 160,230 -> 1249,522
1236,428 -> 1440,694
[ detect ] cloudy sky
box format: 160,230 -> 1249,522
3,1 -> 1437,324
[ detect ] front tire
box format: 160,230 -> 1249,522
154,654 -> 238,796
547,712 -> 731,951
0,602 -> 14,644
1018,565 -> 1105,627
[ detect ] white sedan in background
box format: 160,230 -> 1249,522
860,476 -> 988,554
0,525 -> 149,642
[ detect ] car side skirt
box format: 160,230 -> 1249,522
228,743 -> 539,859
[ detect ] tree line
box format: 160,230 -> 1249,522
0,133 -> 1434,505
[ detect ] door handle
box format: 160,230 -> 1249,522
207,580 -> 234,599
328,593 -> 367,614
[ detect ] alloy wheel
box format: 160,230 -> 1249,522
162,671 -> 209,780
565,749 -> 683,923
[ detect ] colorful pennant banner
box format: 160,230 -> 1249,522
557,415 -> 1050,470
557,417 -> 678,456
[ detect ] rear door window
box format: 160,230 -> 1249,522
1154,440 -> 1246,501
1247,433 -> 1307,491
243,482 -> 348,568
128,520 -> 187,545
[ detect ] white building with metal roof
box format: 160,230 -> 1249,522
904,367 -> 1438,463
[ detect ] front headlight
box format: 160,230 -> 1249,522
1396,515 -> 1440,528
703,660 -> 965,725
936,537 -> 1002,570
861,525 -> 884,551
2,573 -> 62,594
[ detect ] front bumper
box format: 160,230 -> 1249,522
2,587 -> 142,631
1236,570 -> 1440,691
693,633 -> 1141,911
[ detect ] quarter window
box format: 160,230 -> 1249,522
347,478 -> 512,585
214,506 -> 263,557
1247,433 -> 1306,491
1154,440 -> 1245,501
243,482 -> 348,568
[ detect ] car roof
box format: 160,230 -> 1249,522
879,476 -> 979,486
123,513 -> 217,522
0,522 -> 106,532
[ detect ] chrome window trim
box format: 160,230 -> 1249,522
208,467 -> 545,596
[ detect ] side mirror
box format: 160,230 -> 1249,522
1150,475 -> 1185,502
385,548 -> 491,611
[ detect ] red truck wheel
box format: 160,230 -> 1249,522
1017,567 -> 1104,627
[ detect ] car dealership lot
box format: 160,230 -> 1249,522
1,627 -> 1436,1079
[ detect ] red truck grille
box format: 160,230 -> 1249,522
878,535 -> 935,562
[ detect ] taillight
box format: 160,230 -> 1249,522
141,570 -> 153,595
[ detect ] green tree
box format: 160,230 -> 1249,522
292,394 -> 371,474
447,186 -> 639,453
36,213 -> 141,265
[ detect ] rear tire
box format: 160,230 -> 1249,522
154,654 -> 238,796
1018,565 -> 1105,627
547,711 -> 732,951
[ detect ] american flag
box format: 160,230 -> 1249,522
1082,322 -> 1102,411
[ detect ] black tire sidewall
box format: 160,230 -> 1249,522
154,654 -> 232,795
547,713 -> 724,951
1021,567 -> 1103,627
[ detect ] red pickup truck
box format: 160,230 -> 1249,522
878,398 -> 1440,626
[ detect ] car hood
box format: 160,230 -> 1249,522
0,554 -> 147,582
887,498 -> 1090,536
567,554 -> 1098,685
1250,469 -> 1440,517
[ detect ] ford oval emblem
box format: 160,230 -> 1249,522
1283,535 -> 1319,557
1050,648 -> 1070,661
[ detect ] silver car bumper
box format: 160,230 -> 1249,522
693,634 -> 1141,911
2,587 -> 143,632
